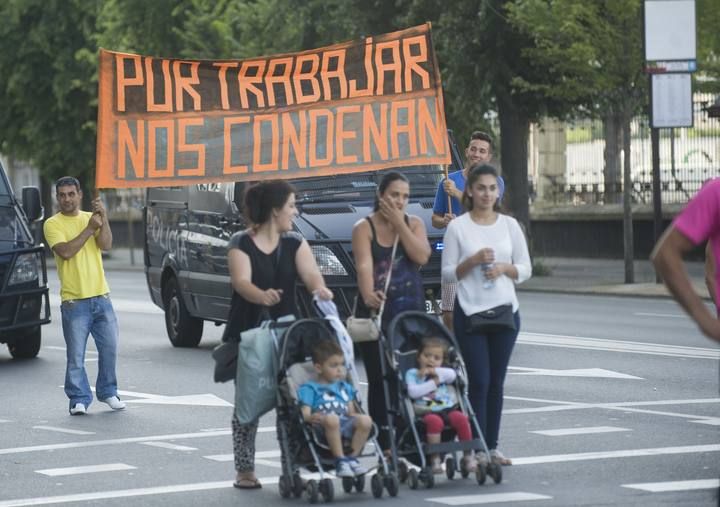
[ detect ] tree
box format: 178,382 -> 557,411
0,0 -> 100,193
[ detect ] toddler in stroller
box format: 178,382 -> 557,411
405,337 -> 476,474
386,311 -> 502,488
297,339 -> 371,478
276,317 -> 399,502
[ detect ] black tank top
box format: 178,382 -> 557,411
224,231 -> 302,340
365,216 -> 425,329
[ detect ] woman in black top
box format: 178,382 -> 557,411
227,180 -> 332,489
351,171 -> 431,449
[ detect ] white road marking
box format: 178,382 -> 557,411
255,459 -> 282,468
203,449 -> 280,462
505,396 -> 720,424
518,332 -> 720,359
530,426 -> 631,436
138,442 -> 197,451
634,312 -> 685,318
691,418 -> 720,426
202,454 -> 233,462
0,419 -> 10,423
0,426 -> 274,456
509,366 -> 643,379
427,492 -> 552,505
36,463 -> 136,477
512,443 -> 720,465
116,389 -> 232,407
32,426 -> 95,436
623,478 -> 720,492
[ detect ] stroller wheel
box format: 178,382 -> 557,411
354,474 -> 366,493
488,462 -> 503,484
397,460 -> 409,483
306,479 -> 319,504
422,467 -> 435,489
293,473 -> 305,497
279,475 -> 292,498
445,457 -> 456,480
371,473 -> 384,498
319,478 -> 334,503
408,469 -> 419,490
385,473 -> 400,497
475,464 -> 487,485
460,458 -> 470,479
342,476 -> 353,494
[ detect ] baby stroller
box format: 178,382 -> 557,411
383,310 -> 502,488
275,315 -> 399,503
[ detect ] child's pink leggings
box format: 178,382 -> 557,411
423,410 -> 472,440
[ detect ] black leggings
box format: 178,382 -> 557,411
358,340 -> 397,450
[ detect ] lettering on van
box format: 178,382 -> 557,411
148,213 -> 188,267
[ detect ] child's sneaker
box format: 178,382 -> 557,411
431,456 -> 443,474
347,457 -> 367,476
335,458 -> 354,478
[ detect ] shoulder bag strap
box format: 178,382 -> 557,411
376,234 -> 399,323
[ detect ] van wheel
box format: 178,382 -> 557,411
163,276 -> 203,347
8,326 -> 41,359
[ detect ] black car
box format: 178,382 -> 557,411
144,135 -> 464,347
0,161 -> 50,358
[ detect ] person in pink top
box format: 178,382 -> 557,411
651,178 -> 720,343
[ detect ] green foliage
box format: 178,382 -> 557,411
696,0 -> 720,94
0,0 -> 100,186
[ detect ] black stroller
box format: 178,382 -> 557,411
275,317 -> 399,503
382,311 -> 503,488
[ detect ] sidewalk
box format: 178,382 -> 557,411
77,249 -> 709,300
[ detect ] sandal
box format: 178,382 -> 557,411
431,457 -> 443,474
490,449 -> 512,466
233,477 -> 262,489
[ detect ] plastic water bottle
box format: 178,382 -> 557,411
481,263 -> 495,289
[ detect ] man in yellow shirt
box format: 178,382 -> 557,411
43,176 -> 125,415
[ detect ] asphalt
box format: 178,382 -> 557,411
79,247 -> 711,301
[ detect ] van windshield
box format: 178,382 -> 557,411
293,164 -> 444,203
0,205 -> 32,247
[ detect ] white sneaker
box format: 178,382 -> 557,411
101,396 -> 126,410
69,403 -> 87,415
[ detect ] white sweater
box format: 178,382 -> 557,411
441,213 -> 531,315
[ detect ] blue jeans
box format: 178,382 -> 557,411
454,304 -> 520,450
61,295 -> 119,408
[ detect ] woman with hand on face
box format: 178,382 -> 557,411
226,180 -> 333,489
441,164 -> 531,467
351,171 -> 431,450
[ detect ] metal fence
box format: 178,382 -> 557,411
540,93 -> 720,205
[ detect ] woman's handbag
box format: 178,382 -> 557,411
346,235 -> 399,342
211,336 -> 238,383
468,304 -> 516,334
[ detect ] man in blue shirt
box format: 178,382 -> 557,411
432,131 -> 504,330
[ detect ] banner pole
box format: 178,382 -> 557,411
445,164 -> 452,213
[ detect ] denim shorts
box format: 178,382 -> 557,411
313,414 -> 356,443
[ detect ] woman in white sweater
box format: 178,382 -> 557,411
441,164 -> 531,466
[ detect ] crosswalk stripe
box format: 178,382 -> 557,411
513,443 -> 720,465
623,479 -> 720,492
138,442 -> 197,451
427,492 -> 552,505
36,463 -> 136,477
33,426 -> 95,436
530,426 -> 630,436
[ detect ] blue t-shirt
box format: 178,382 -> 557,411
432,171 -> 506,217
297,380 -> 356,416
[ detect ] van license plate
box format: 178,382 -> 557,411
425,299 -> 442,314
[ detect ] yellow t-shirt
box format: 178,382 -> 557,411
43,211 -> 110,301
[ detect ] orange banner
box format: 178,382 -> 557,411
95,24 -> 449,189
